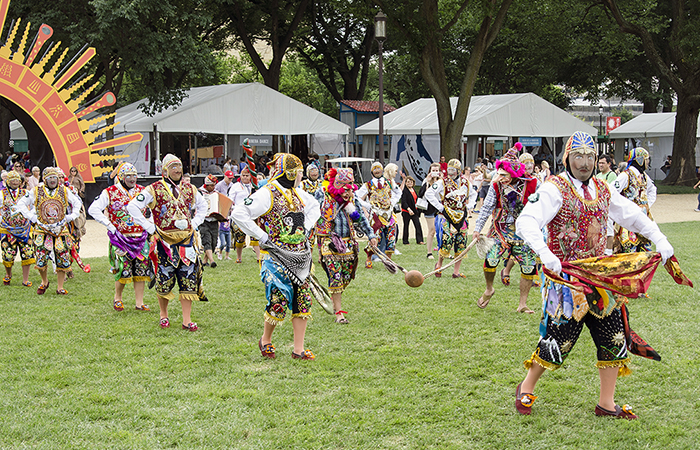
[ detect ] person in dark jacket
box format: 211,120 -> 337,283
401,176 -> 424,245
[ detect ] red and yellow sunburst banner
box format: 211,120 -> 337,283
0,0 -> 142,182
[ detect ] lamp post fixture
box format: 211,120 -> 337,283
375,11 -> 387,164
598,106 -> 604,154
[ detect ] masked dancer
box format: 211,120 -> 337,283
1,170 -> 35,287
228,167 -> 260,263
89,163 -> 153,311
473,146 -> 539,312
513,131 -> 674,419
356,161 -> 401,268
316,168 -> 377,324
15,167 -> 82,295
127,154 -> 208,331
424,159 -> 471,279
232,153 -> 320,360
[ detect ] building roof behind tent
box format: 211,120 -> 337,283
608,112 -> 700,139
113,83 -> 349,135
340,100 -> 396,113
355,92 -> 597,137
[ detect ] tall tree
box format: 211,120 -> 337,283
295,0 -> 376,102
374,0 -> 514,160
218,0 -> 311,91
599,0 -> 700,185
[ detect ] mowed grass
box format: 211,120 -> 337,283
1,222 -> 699,449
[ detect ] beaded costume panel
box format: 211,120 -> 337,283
441,176 -> 467,227
147,180 -> 195,232
35,185 -> 69,236
620,169 -> 652,219
106,184 -> 145,236
0,187 -> 29,232
547,176 -> 610,261
301,179 -> 322,195
255,183 -> 308,253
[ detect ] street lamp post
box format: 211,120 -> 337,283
375,11 -> 387,164
598,106 -> 604,155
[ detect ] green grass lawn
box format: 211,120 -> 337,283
1,222 -> 699,449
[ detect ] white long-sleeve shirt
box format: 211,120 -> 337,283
231,181 -> 320,243
126,183 -> 207,235
355,177 -> 401,211
15,185 -> 82,231
227,181 -> 255,206
613,166 -> 657,207
515,173 -> 668,258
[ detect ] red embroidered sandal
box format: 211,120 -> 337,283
22,281 -> 32,287
334,310 -> 349,324
160,318 -> 170,329
594,404 -> 637,420
515,382 -> 537,415
135,305 -> 150,311
37,282 -> 49,295
182,322 -> 198,332
114,299 -> 124,311
365,260 -> 372,269
434,263 -> 442,278
259,338 -> 276,358
56,289 -> 68,295
292,350 -> 315,360
500,269 -> 511,286
452,273 -> 467,279
2,276 -> 10,285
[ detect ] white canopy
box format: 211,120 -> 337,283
355,93 -> 597,137
9,120 -> 26,139
324,157 -> 374,163
113,83 -> 349,136
609,112 -> 700,138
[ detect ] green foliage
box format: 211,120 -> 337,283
0,222 -> 699,448
611,107 -> 635,124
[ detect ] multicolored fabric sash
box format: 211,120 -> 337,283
108,229 -> 149,260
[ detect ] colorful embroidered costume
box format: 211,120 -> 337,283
612,147 -> 657,253
0,172 -> 35,269
424,159 -> 471,258
88,171 -> 153,285
15,168 -> 82,272
127,168 -> 208,303
356,162 -> 401,258
316,169 -> 375,294
231,154 -> 321,326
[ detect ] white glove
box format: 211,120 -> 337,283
604,248 -> 613,256
146,224 -> 156,235
107,224 -> 117,234
258,233 -> 269,245
174,219 -> 188,230
539,249 -> 562,275
656,238 -> 674,264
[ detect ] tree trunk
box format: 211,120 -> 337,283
663,92 -> 700,185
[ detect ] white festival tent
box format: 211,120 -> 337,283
354,93 -> 597,181
609,112 -> 700,180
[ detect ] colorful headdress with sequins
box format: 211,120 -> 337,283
268,153 -> 303,182
117,162 -> 138,181
447,159 -> 461,171
563,131 -> 596,164
371,161 -> 383,174
519,152 -> 534,164
495,147 -> 526,178
205,174 -> 218,185
4,170 -> 21,184
42,167 -> 59,180
626,147 -> 649,166
306,161 -> 320,178
162,154 -> 182,177
326,167 -> 358,203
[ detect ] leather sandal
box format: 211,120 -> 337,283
434,263 -> 442,278
594,404 -> 637,420
516,306 -> 535,314
56,289 -> 68,295
515,382 -> 537,415
37,282 -> 49,295
3,276 -> 10,285
452,273 -> 467,279
365,260 -> 372,269
334,310 -> 349,324
259,338 -> 275,359
292,350 -> 315,360
477,291 -> 494,309
22,281 -> 32,287
113,299 -> 124,311
135,305 -> 150,311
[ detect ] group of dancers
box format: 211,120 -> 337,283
0,131 -> 684,418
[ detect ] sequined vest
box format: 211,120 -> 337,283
35,185 -> 70,235
106,184 -> 145,236
491,177 -> 537,237
367,178 -> 392,211
316,191 -> 356,240
301,179 -> 322,195
547,176 -> 611,261
620,169 -> 652,218
0,187 -> 29,233
442,176 -> 467,227
149,180 -> 196,233
256,183 -> 308,253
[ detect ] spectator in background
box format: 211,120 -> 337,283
68,166 -> 85,199
223,157 -> 232,173
596,155 -> 617,184
661,155 -> 671,176
401,176 -> 424,245
439,155 -> 448,178
26,166 -> 40,190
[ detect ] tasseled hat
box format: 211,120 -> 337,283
162,154 -> 182,177
626,147 -> 649,166
42,167 -> 60,180
495,144 -> 526,178
519,152 -> 534,164
117,162 -> 138,181
4,170 -> 21,183
268,153 -> 303,182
